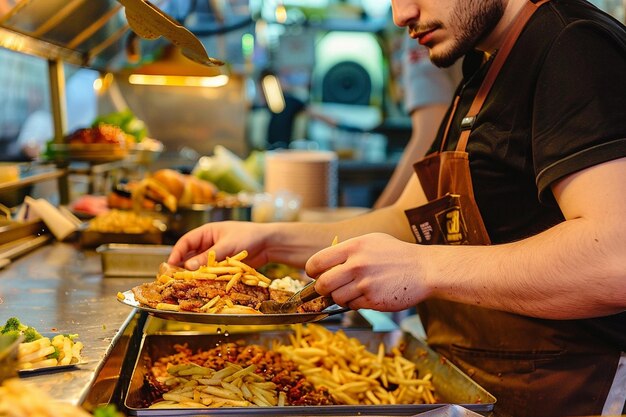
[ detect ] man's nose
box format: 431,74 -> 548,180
391,0 -> 419,27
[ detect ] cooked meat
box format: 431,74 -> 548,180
132,279 -> 270,312
269,289 -> 293,303
147,342 -> 336,406
297,296 -> 334,313
134,263 -> 330,314
132,282 -> 165,309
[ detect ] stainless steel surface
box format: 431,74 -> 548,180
0,242 -> 148,405
0,234 -> 52,261
0,219 -> 47,246
97,244 -> 172,277
79,228 -> 163,248
0,0 -> 166,69
417,405 -> 486,417
124,331 -> 495,415
118,290 -> 350,325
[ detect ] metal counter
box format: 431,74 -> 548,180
0,241 -> 398,409
0,241 -> 147,406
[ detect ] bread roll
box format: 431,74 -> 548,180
179,176 -> 217,206
151,169 -> 186,199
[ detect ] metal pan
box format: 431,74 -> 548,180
124,330 -> 496,416
97,244 -> 172,277
117,290 -> 349,325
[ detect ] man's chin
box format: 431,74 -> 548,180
426,40 -> 465,68
428,50 -> 460,68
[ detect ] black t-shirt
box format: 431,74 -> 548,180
266,95 -> 306,148
433,0 -> 626,245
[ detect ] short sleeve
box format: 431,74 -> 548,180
533,21 -> 626,200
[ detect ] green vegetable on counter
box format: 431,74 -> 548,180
0,317 -> 43,343
193,145 -> 262,194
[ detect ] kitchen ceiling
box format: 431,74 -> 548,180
0,0 -> 253,71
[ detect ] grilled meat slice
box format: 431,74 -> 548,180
132,282 -> 164,309
131,279 -> 270,312
297,296 -> 334,313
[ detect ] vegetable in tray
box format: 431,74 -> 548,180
0,317 -> 84,370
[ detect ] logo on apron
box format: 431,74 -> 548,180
405,194 -> 469,245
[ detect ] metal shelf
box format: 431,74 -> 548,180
0,168 -> 66,193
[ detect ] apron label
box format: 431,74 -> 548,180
405,194 -> 469,245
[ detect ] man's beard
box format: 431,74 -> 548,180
429,0 -> 505,68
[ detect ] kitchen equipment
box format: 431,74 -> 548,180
166,204 -> 252,240
117,290 -> 349,325
118,0 -> 223,67
79,224 -> 164,248
97,244 -> 172,277
24,196 -> 80,241
259,280 -> 331,314
124,330 -> 496,415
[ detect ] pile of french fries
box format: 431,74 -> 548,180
150,361 -> 285,409
152,250 -> 272,314
0,378 -> 92,417
275,324 -> 436,405
88,209 -> 161,234
18,334 -> 84,370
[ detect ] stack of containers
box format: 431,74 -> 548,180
264,150 -> 338,208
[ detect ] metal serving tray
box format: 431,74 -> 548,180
125,330 -> 496,416
97,244 -> 172,277
80,227 -> 163,248
417,405 -> 485,417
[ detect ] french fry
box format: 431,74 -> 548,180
199,295 -> 221,312
156,303 -> 180,311
202,266 -> 242,275
206,249 -> 217,266
20,345 -> 55,363
228,249 -> 248,262
277,324 -> 437,405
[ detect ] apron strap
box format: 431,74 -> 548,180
449,0 -> 550,152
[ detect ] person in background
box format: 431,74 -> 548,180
257,68 -> 337,150
14,69 -> 98,160
169,0 -> 626,415
374,39 -> 462,208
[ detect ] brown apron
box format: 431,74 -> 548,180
405,1 -> 623,416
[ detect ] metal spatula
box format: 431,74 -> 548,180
119,0 -> 224,67
259,281 -> 329,314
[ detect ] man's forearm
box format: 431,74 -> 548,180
265,203 -> 417,267
422,217 -> 626,319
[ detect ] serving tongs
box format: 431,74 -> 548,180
118,0 -> 224,67
259,280 -> 333,314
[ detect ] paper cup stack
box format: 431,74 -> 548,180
264,150 -> 338,208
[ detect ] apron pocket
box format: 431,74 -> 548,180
449,344 -> 564,374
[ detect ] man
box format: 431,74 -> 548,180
169,0 -> 626,415
374,39 -> 461,208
